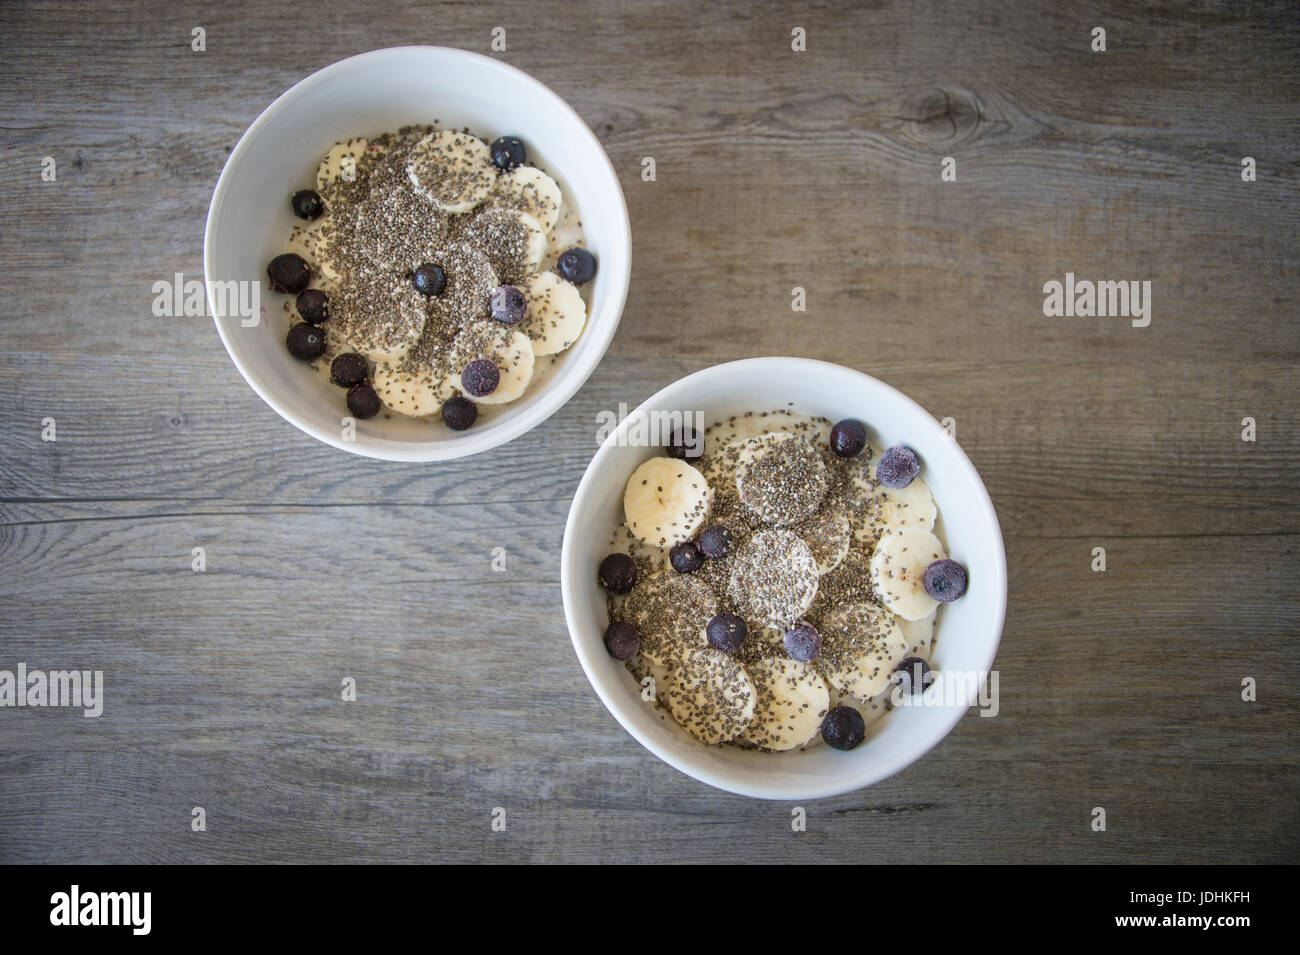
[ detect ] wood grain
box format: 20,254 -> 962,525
1,0 -> 1297,863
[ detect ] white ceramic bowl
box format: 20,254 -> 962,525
204,47 -> 630,461
561,358 -> 1007,799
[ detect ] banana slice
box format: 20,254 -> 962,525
740,658 -> 830,751
284,223 -> 340,283
372,363 -> 457,417
791,500 -> 851,574
332,281 -> 428,362
520,271 -> 587,356
735,433 -> 829,526
850,455 -> 937,547
664,647 -> 756,745
459,208 -> 547,283
816,600 -> 911,699
728,529 -> 819,629
491,165 -> 562,232
316,139 -> 369,193
621,572 -> 716,666
623,457 -> 712,547
449,321 -> 535,405
869,527 -> 945,621
897,610 -> 935,659
405,129 -> 498,214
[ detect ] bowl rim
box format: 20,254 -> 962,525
203,45 -> 631,462
560,357 -> 1007,799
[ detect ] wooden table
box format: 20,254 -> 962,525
1,0 -> 1295,864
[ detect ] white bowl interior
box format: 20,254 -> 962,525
562,358 -> 1007,799
205,47 -> 630,460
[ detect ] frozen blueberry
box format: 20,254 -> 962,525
894,657 -> 933,697
285,322 -> 326,361
666,427 -> 702,460
556,247 -> 597,285
441,395 -> 478,431
489,136 -> 526,172
598,553 -> 638,594
330,352 -> 368,388
461,359 -> 499,397
267,253 -> 311,294
346,383 -> 380,419
697,525 -> 733,560
603,621 -> 640,661
924,558 -> 968,602
669,541 -> 703,574
830,419 -> 867,458
412,262 -> 447,297
295,288 -> 329,324
706,612 -> 747,655
291,189 -> 325,220
876,444 -> 920,489
821,706 -> 866,751
489,285 -> 527,325
783,622 -> 822,662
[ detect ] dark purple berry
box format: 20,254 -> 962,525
285,322 -> 326,361
489,284 -> 527,325
295,288 -> 329,324
267,253 -> 311,294
830,419 -> 867,458
603,621 -> 640,661
666,427 -> 702,460
441,396 -> 478,431
894,657 -> 933,696
697,525 -> 733,560
556,247 -> 597,285
821,706 -> 866,750
876,444 -> 920,489
461,359 -> 499,397
291,189 -> 325,220
706,612 -> 747,655
346,383 -> 380,419
923,558 -> 968,602
412,262 -> 447,297
489,136 -> 526,172
783,622 -> 822,662
669,541 -> 703,574
597,553 -> 638,595
330,352 -> 368,388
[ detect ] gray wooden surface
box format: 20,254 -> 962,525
1,0 -> 1297,864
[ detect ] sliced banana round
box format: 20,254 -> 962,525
664,647 -> 756,745
284,223 -> 340,283
897,610 -> 936,659
372,362 -> 457,417
459,208 -> 547,284
623,457 -> 712,547
739,658 -> 830,751
491,165 -> 562,232
869,527 -> 945,621
735,433 -> 829,526
850,454 -> 937,547
449,321 -> 535,405
333,283 -> 428,362
791,500 -> 851,574
621,572 -> 716,666
816,600 -> 911,699
728,529 -> 819,629
520,271 -> 587,356
405,129 -> 498,214
316,138 -> 369,193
